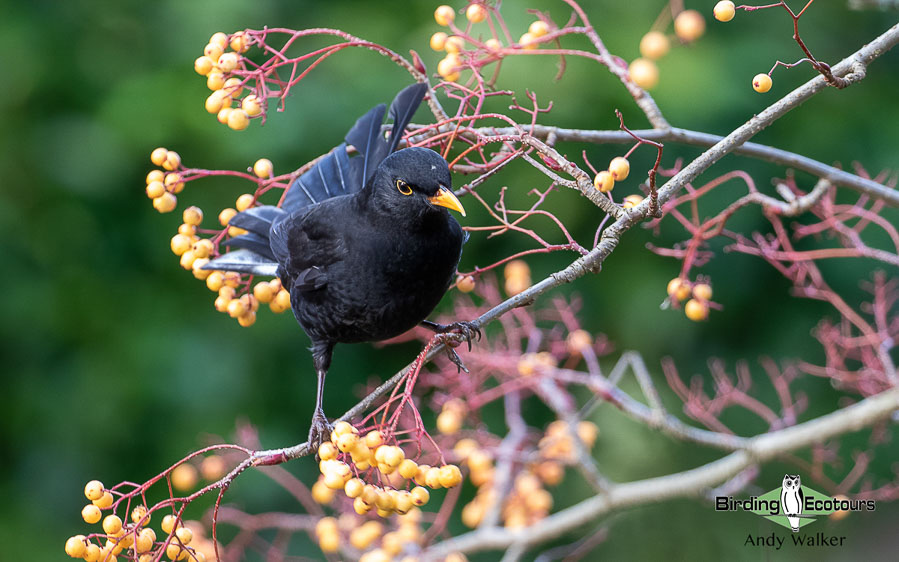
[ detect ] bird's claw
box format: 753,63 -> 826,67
438,342 -> 470,374
308,411 -> 334,456
435,321 -> 482,351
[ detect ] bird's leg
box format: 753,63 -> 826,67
308,342 -> 335,451
420,319 -> 481,373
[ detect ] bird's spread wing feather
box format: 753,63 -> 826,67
202,248 -> 279,277
282,143 -> 354,213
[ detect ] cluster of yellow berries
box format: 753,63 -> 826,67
145,147 -> 289,327
66,481 -> 217,561
430,4 -> 550,82
311,423 -> 462,519
503,259 -> 530,296
667,278 -> 713,321
193,31 -> 261,130
146,148 -> 184,213
591,156 -> 644,208
630,10 -> 706,90
315,511 -> 467,561
593,156 -> 631,194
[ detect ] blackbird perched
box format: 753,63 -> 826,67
205,83 -> 478,446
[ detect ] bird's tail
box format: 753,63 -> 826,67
202,206 -> 285,277
203,83 -> 428,278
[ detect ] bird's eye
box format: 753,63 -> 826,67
396,179 -> 412,196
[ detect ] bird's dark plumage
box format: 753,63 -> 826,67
205,84 -> 475,446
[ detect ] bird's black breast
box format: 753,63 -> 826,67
290,206 -> 463,344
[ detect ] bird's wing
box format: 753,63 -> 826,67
281,83 -> 428,214
270,203 -> 348,292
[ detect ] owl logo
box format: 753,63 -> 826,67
780,474 -> 804,532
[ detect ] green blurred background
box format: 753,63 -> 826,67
2,0 -> 897,559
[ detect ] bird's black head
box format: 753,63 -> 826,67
366,147 -> 465,220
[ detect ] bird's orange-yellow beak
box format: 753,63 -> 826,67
429,186 -> 466,217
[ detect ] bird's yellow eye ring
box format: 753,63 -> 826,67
396,179 -> 413,196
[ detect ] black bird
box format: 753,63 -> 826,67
205,83 -> 478,446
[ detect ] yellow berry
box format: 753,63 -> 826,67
566,329 -> 593,353
205,90 -> 229,114
65,535 -> 87,558
437,54 -> 461,81
253,158 -> 273,178
175,526 -> 193,545
354,496 -> 372,515
93,491 -> 114,509
227,109 -> 250,131
312,478 -> 336,504
667,278 -> 691,301
457,275 -> 476,292
593,170 -> 614,193
223,77 -> 243,97
235,193 -> 254,212
131,504 -> 149,524
151,147 -> 168,166
82,503 -> 102,524
161,514 -> 180,534
146,169 -> 164,185
438,464 -> 463,487
166,542 -> 186,560
146,181 -> 165,199
639,31 -> 669,60
230,31 -> 250,53
216,107 -> 232,125
504,259 -> 530,280
209,32 -> 228,50
753,73 -> 772,93
692,283 -> 713,301
205,271 -> 224,291
830,494 -> 851,521
628,58 -> 659,90
218,52 -> 239,72
398,459 -> 419,479
434,5 -> 455,26
319,531 -> 340,553
365,430 -> 385,449
382,446 -> 404,467
136,528 -> 155,553
194,56 -> 214,76
242,95 -> 262,117
577,420 -> 599,446
446,36 -> 466,55
608,157 -> 630,181
519,32 -> 538,50
344,478 -> 364,498
206,71 -> 225,91
485,38 -> 502,53
84,480 -> 105,501
203,43 -> 224,62
251,281 -> 272,303
191,258 -> 211,280
529,20 -> 549,37
200,454 -> 227,481
163,150 -> 181,171
424,466 -> 443,488
436,410 -> 462,434
714,1 -> 736,22
218,207 -> 238,226
466,3 -> 487,23
179,250 -> 197,270
430,31 -> 448,51
182,206 -> 203,226
622,194 -> 644,208
410,486 -> 430,506
332,421 -> 357,438
102,514 -> 123,535
171,463 -> 198,491
336,432 -> 360,453
270,289 -> 290,313
674,10 -> 706,42
164,172 -> 184,193
684,298 -> 709,321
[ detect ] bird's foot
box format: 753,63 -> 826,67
435,334 -> 471,373
307,410 -> 334,455
430,320 -> 482,351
